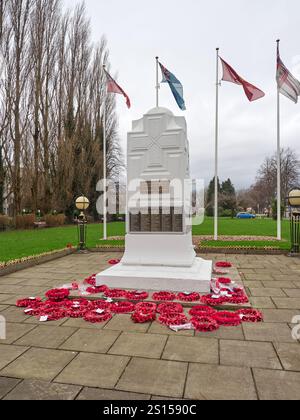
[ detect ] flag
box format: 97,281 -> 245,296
220,57 -> 265,102
159,62 -> 186,110
104,69 -> 131,109
277,46 -> 300,103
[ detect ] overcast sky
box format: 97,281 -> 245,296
64,0 -> 300,189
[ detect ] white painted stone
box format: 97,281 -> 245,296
96,107 -> 212,293
97,258 -> 212,293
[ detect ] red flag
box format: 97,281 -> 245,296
220,57 -> 265,102
104,69 -> 131,109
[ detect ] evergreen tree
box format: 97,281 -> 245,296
206,177 -> 221,217
220,178 -> 237,217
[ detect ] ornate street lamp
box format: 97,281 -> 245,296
287,188 -> 300,256
75,196 -> 90,251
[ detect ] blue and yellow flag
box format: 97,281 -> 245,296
159,62 -> 186,111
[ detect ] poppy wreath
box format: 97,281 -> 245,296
24,303 -> 50,316
215,262 -> 232,268
108,259 -> 121,266
217,278 -> 232,285
67,306 -> 89,318
45,288 -> 70,302
84,310 -> 112,324
177,292 -> 200,302
157,303 -> 184,315
191,316 -> 220,332
237,309 -> 263,323
67,298 -> 90,307
39,307 -> 67,321
200,294 -> 227,306
16,297 -> 42,308
86,285 -> 108,295
84,275 -> 97,286
104,289 -> 126,299
131,311 -> 156,324
135,302 -> 157,313
158,312 -> 188,327
212,311 -> 242,327
227,293 -> 249,305
152,291 -> 177,302
125,291 -> 149,301
189,305 -> 217,317
110,301 -> 136,314
89,300 -> 112,310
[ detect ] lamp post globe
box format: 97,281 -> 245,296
75,196 -> 89,251
75,196 -> 90,212
288,189 -> 300,208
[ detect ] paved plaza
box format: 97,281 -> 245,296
0,252 -> 300,400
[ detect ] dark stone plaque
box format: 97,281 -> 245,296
130,213 -> 141,232
140,211 -> 151,232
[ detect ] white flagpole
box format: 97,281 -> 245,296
156,56 -> 160,107
103,66 -> 108,241
276,39 -> 282,241
214,48 -> 220,241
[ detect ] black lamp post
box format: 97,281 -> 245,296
75,196 -> 90,251
287,189 -> 300,256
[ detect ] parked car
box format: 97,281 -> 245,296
236,212 -> 256,219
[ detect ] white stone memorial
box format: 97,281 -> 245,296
96,107 -> 212,293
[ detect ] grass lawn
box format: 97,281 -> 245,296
0,218 -> 290,263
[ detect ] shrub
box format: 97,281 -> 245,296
15,214 -> 35,230
0,215 -> 12,231
45,214 -> 66,227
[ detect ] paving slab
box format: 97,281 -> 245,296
272,298 -> 300,310
0,377 -> 20,399
0,344 -> 29,370
1,323 -> 36,344
55,353 -> 129,389
109,332 -> 167,359
0,306 -> 32,323
196,325 -> 244,341
104,314 -> 150,333
253,368 -> 300,400
3,379 -> 81,400
116,358 -> 188,399
243,323 -> 295,343
220,340 -> 281,369
61,318 -> 110,330
162,336 -> 219,364
249,297 -> 276,309
148,321 -> 194,336
185,364 -> 257,400
15,326 -> 77,349
274,343 -> 300,371
0,348 -> 77,381
76,387 -> 150,400
60,329 -> 120,353
249,288 -> 285,297
262,309 -> 300,323
283,289 -> 300,298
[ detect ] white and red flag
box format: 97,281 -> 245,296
220,57 -> 265,102
277,47 -> 300,103
104,68 -> 131,109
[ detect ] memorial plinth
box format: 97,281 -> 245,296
96,107 -> 212,293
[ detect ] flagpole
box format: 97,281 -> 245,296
103,66 -> 108,241
156,56 -> 160,107
214,48 -> 220,241
276,39 -> 282,241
